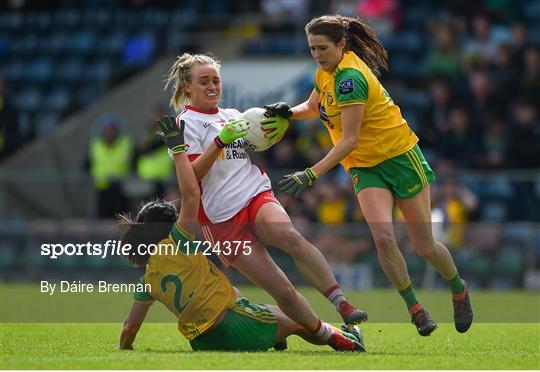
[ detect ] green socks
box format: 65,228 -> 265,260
446,273 -> 465,294
398,274 -> 465,312
398,283 -> 419,310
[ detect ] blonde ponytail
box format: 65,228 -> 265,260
164,53 -> 221,111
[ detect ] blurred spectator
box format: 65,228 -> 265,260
356,0 -> 400,38
134,105 -> 173,199
438,106 -> 481,168
489,43 -> 518,95
331,0 -> 359,18
261,0 -> 309,23
432,177 -> 479,249
519,47 -> 540,107
509,22 -> 528,67
87,114 -> 133,218
463,14 -> 505,67
296,189 -> 320,223
467,68 -> 502,123
420,78 -> 455,156
0,78 -> 23,160
478,115 -> 507,169
506,100 -> 540,169
316,183 -> 348,224
506,100 -> 540,221
425,21 -> 462,77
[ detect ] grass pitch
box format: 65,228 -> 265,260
1,323 -> 538,369
1,285 -> 539,369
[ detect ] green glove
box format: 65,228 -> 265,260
277,168 -> 318,197
261,115 -> 289,144
157,116 -> 188,155
215,119 -> 250,148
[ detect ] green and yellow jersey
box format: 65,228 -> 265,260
314,51 -> 418,169
133,223 -> 236,340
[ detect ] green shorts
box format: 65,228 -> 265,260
350,145 -> 435,199
189,298 -> 277,352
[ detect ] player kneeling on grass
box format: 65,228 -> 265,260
116,116 -> 365,352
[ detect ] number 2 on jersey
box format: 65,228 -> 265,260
160,274 -> 194,314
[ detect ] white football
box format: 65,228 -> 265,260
239,107 -> 274,152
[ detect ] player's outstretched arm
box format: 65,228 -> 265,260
310,104 -> 364,177
157,116 -> 199,234
118,302 -> 151,350
278,104 -> 364,197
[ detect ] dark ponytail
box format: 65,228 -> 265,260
117,199 -> 178,267
305,15 -> 388,75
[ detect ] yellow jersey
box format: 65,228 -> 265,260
314,51 -> 418,169
133,223 -> 236,340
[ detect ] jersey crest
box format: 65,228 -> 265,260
327,92 -> 334,106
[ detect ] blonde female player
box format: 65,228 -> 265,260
163,53 -> 367,339
264,15 -> 473,336
117,116 -> 363,352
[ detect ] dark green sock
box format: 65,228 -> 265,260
446,273 -> 465,294
398,284 -> 419,310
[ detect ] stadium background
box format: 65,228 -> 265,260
0,0 -> 539,304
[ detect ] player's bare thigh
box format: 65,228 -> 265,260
252,201 -> 304,248
230,238 -> 296,298
395,186 -> 437,251
357,187 -> 396,240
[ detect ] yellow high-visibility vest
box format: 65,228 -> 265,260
90,137 -> 132,189
137,147 -> 173,181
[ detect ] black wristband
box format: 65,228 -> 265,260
214,136 -> 226,149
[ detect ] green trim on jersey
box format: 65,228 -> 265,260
350,144 -> 435,199
189,299 -> 277,351
315,82 -> 320,93
335,68 -> 368,105
133,276 -> 154,303
169,222 -> 195,254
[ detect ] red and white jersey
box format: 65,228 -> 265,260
178,105 -> 271,223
